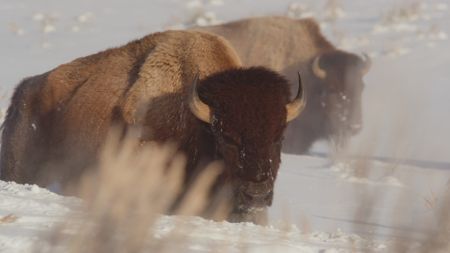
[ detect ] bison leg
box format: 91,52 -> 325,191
0,77 -> 48,185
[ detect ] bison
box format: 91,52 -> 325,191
196,16 -> 371,154
0,30 -> 305,221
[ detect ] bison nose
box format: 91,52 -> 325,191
242,179 -> 273,202
243,188 -> 272,199
241,189 -> 273,208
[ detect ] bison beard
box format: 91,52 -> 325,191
0,30 -> 305,223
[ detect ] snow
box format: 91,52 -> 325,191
0,181 -> 82,252
1,162 -> 389,253
1,155 -> 446,252
1,0 -> 450,252
153,216 -> 382,252
273,154 -> 450,242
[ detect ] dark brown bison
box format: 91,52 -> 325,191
0,30 -> 305,221
196,16 -> 371,154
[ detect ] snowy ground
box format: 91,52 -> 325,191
1,155 -> 448,252
1,163 -> 391,253
1,0 -> 450,252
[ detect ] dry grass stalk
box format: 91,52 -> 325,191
0,214 -> 18,224
35,128 -> 228,253
410,188 -> 450,253
342,105 -> 450,252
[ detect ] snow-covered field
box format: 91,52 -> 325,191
1,155 -> 449,252
1,0 -> 450,252
0,180 -> 386,253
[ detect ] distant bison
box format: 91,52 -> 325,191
196,16 -> 371,154
0,30 -> 305,221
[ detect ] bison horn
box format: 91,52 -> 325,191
189,73 -> 212,124
312,55 -> 327,79
361,53 -> 371,75
286,72 -> 306,122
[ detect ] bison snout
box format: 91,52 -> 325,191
240,190 -> 273,208
243,188 -> 272,199
243,179 -> 273,197
238,179 -> 274,208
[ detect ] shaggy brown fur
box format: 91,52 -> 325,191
0,30 -> 297,220
196,16 -> 370,154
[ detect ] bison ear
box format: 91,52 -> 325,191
360,53 -> 371,75
286,72 -> 306,122
312,55 -> 327,79
189,73 -> 212,124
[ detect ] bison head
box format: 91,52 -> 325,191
311,50 -> 371,149
189,67 -> 305,216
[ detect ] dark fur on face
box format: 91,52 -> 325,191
283,50 -> 367,153
200,67 -> 291,211
312,50 -> 366,147
143,67 -> 292,215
